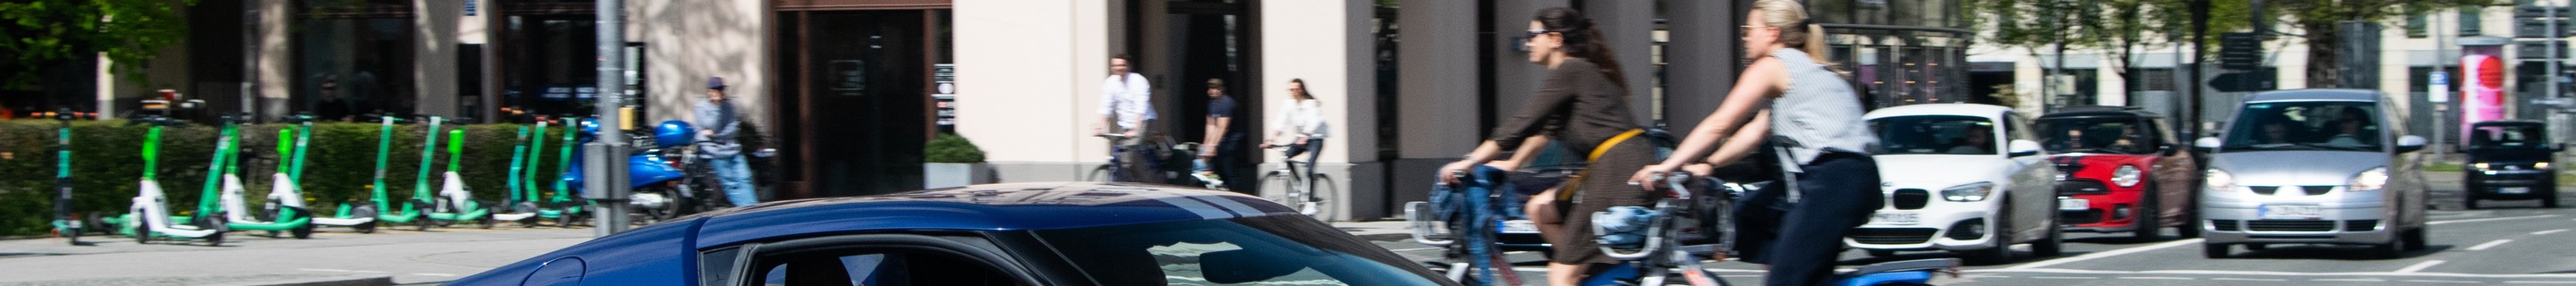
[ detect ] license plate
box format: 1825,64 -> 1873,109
2060,198 -> 2090,211
1872,213 -> 1919,225
2259,205 -> 2323,220
1500,220 -> 1538,233
2502,187 -> 2531,194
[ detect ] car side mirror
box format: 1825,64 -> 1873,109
2008,139 -> 2044,157
2395,135 -> 2428,154
2194,137 -> 2222,152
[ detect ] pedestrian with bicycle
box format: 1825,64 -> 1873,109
1436,7 -> 1654,285
1627,1 -> 1881,285
698,76 -> 758,207
1198,78 -> 1244,189
1265,79 -> 1330,181
1096,55 -> 1158,183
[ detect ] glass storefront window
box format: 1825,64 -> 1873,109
295,0 -> 415,120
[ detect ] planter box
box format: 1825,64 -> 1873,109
924,163 -> 991,189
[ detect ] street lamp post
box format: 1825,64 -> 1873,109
585,0 -> 632,236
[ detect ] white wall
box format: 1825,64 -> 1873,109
633,0 -> 769,133
954,0 -> 1118,171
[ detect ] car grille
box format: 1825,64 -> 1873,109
2344,220 -> 2380,231
2245,220 -> 2336,231
1891,189 -> 1929,210
2057,179 -> 2110,195
2250,186 -> 2279,195
2301,186 -> 2334,196
2060,209 -> 2104,224
1850,228 -> 1940,245
2210,220 -> 2240,231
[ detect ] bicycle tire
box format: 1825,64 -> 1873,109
1087,164 -> 1115,182
1306,174 -> 1336,221
1258,172 -> 1300,211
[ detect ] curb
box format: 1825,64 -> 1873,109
206,275 -> 394,286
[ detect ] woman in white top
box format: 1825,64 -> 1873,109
1267,79 -> 1331,173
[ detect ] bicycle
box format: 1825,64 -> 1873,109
1410,166 -> 1530,285
1598,172 -> 1959,286
1173,142 -> 1228,190
1257,143 -> 1333,220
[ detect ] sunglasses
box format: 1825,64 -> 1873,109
1527,29 -> 1552,37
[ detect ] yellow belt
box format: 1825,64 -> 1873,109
1561,129 -> 1645,201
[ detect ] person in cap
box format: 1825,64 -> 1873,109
698,77 -> 758,206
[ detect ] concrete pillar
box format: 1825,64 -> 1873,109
415,0 -> 462,117
954,0 -> 1117,181
1258,0 -> 1377,220
1663,0 -> 1741,135
256,0 -> 290,119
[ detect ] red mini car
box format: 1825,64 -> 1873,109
2036,107 -> 2202,240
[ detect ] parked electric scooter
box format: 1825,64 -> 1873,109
366,115 -> 449,231
536,116 -> 588,227
118,114 -> 228,246
48,109 -> 89,246
419,118 -> 496,228
218,114 -> 316,238
312,115 -> 407,233
491,124 -> 545,226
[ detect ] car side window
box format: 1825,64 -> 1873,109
750,251 -> 1023,286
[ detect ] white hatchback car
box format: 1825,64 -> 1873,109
1854,104 -> 2064,263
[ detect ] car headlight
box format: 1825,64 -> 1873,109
1942,182 -> 1996,202
2206,169 -> 2239,191
2539,162 -> 2553,170
2475,163 -> 2490,170
2347,167 -> 2389,191
2112,165 -> 2143,188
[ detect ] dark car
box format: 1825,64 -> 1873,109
2463,120 -> 2562,209
2035,106 -> 2202,240
451,182 -> 1455,286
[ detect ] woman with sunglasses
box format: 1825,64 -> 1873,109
1625,1 -> 1881,285
1436,7 -> 1652,285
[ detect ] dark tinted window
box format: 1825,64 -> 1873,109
2221,101 -> 2382,152
2470,124 -> 2550,148
1871,115 -> 1998,155
750,251 -> 1022,286
1033,215 -> 1447,286
2036,117 -> 2155,155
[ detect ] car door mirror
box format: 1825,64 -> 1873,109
2008,139 -> 2044,157
2194,137 -> 2222,152
2395,135 -> 2428,154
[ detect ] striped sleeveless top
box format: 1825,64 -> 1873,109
1767,48 -> 1877,169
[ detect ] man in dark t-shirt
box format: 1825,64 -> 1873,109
1199,78 -> 1247,189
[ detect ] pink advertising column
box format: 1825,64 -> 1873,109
2462,46 -> 2507,139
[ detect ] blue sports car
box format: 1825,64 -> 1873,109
453,182 -> 1454,286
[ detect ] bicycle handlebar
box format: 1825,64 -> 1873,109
1633,172 -> 1698,200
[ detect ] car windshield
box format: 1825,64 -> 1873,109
1032,215 -> 1450,286
2470,124 -> 2550,149
1872,115 -> 1998,155
2220,101 -> 2381,152
2035,117 -> 2154,155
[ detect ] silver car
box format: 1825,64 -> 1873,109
2192,89 -> 2429,259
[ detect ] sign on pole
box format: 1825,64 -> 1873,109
2431,72 -> 2451,103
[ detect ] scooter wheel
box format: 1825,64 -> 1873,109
355,221 -> 377,234
133,223 -> 148,245
291,223 -> 314,240
415,217 -> 433,231
267,231 -> 281,238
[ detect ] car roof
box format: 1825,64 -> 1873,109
2471,120 -> 2546,127
2245,88 -> 2382,103
2038,105 -> 2164,120
688,182 -> 1296,248
1863,103 -> 2014,120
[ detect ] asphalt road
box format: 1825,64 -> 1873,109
1377,171 -> 2576,285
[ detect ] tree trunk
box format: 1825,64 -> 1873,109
2303,21 -> 2343,88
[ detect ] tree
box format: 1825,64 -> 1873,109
2267,0 -> 2494,88
1971,0 -> 2267,105
0,0 -> 197,90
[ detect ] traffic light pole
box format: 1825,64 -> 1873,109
586,0 -> 632,236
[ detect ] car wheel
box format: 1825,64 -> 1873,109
2201,243 -> 2228,258
2034,220 -> 2065,257
2377,239 -> 2406,259
1966,201 -> 2015,264
2545,186 -> 2561,208
2465,197 -> 2481,210
2403,227 -> 2429,251
2132,187 -> 2163,240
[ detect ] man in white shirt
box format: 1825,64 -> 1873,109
1093,55 -> 1158,182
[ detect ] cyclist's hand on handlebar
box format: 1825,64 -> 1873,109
1630,164 -> 1681,190
1436,161 -> 1477,185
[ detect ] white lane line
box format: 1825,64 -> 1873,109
1971,268 -> 2576,279
2431,214 -> 2562,225
2212,278 -> 2288,282
2402,280 -> 2483,284
2030,276 -> 2098,280
409,273 -> 456,277
2506,282 -> 2576,284
2117,276 -> 2193,280
2537,229 -> 2570,235
2004,238 -> 2202,269
2395,260 -> 2446,273
2467,240 -> 2516,251
296,268 -> 354,273
2315,278 -> 2388,282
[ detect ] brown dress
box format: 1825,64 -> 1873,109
1488,58 -> 1657,265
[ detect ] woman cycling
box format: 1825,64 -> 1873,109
1627,1 -> 1881,285
1437,7 -> 1651,285
1266,79 -> 1331,181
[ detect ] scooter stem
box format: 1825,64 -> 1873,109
415,117 -> 442,200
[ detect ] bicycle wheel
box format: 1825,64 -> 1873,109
1087,164 -> 1115,182
1306,174 -> 1337,221
1258,172 -> 1301,212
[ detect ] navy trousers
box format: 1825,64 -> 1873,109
1764,152 -> 1883,286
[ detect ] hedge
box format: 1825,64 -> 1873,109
0,120 -> 574,236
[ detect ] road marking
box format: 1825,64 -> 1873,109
2315,278 -> 2388,282
410,273 -> 456,277
296,268 -> 353,273
2431,214 -> 2561,225
1971,268 -> 2576,279
2396,260 -> 2445,273
2537,229 -> 2570,235
2507,282 -> 2576,284
2402,280 -> 2483,283
2467,240 -> 2515,251
2212,278 -> 2288,282
2004,238 -> 2202,269
2030,276 -> 2098,280
2117,276 -> 2193,280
